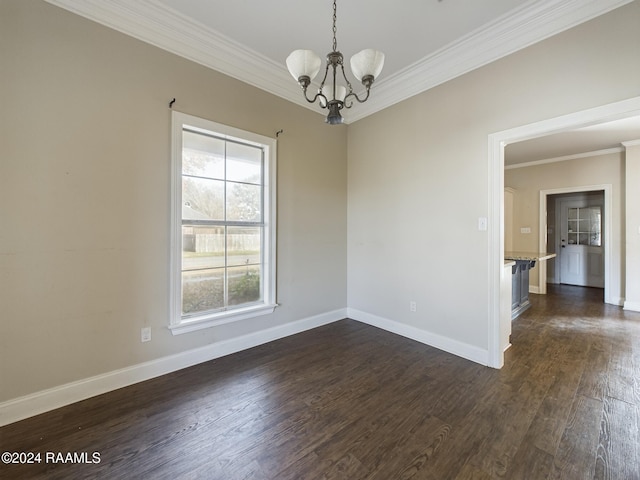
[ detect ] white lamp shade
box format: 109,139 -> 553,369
286,49 -> 322,81
320,84 -> 347,106
350,49 -> 385,81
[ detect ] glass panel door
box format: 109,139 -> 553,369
566,206 -> 601,246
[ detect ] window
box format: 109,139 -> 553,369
567,206 -> 601,246
170,112 -> 277,334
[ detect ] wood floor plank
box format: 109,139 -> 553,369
549,394 -> 603,480
363,412 -> 451,480
577,341 -> 612,402
526,383 -> 577,456
507,444 -> 554,480
594,395 -> 639,480
607,340 -> 638,405
457,378 -> 549,477
453,464 -> 494,480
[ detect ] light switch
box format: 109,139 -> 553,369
141,327 -> 151,343
478,217 -> 488,231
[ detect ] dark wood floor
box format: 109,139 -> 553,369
1,285 -> 639,479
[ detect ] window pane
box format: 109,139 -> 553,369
588,207 -> 601,246
182,268 -> 224,314
568,207 -> 578,220
226,182 -> 262,222
182,226 -> 225,269
183,177 -> 224,220
228,265 -> 261,306
226,142 -> 262,184
578,219 -> 589,233
227,226 -> 261,267
182,131 -> 224,179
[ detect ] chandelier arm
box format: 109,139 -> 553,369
337,63 -> 355,108
315,63 -> 332,108
296,63 -> 331,107
344,87 -> 371,105
318,63 -> 331,91
339,64 -> 354,92
302,87 -> 327,106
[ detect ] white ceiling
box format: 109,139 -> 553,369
157,0 -> 530,84
45,0 -> 638,161
506,116 -> 640,166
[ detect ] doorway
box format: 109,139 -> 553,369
553,191 -> 605,287
538,185 -> 612,304
487,95 -> 640,369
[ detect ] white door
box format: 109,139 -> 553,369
559,197 -> 604,287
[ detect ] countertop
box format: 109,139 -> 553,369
505,251 -> 557,261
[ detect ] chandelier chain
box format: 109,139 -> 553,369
332,0 -> 337,53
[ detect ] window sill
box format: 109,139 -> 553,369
169,304 -> 278,335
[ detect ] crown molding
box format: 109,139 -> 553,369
505,147 -> 624,170
347,0 -> 635,122
43,0 -> 304,107
44,0 -> 634,124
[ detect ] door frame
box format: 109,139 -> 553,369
539,185 -> 611,299
487,95 -> 640,369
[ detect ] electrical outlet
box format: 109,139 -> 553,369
141,327 -> 151,343
410,301 -> 417,312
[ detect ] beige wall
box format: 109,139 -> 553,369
505,153 -> 624,301
2,0 -> 639,408
0,1 -> 347,402
347,2 -> 640,351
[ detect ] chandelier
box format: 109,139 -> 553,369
286,0 -> 385,125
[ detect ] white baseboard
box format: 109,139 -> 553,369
611,296 -> 625,307
347,308 -> 489,366
0,309 -> 346,427
624,300 -> 640,312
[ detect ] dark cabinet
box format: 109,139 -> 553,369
511,260 -> 535,319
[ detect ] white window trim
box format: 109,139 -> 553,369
169,111 -> 277,335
